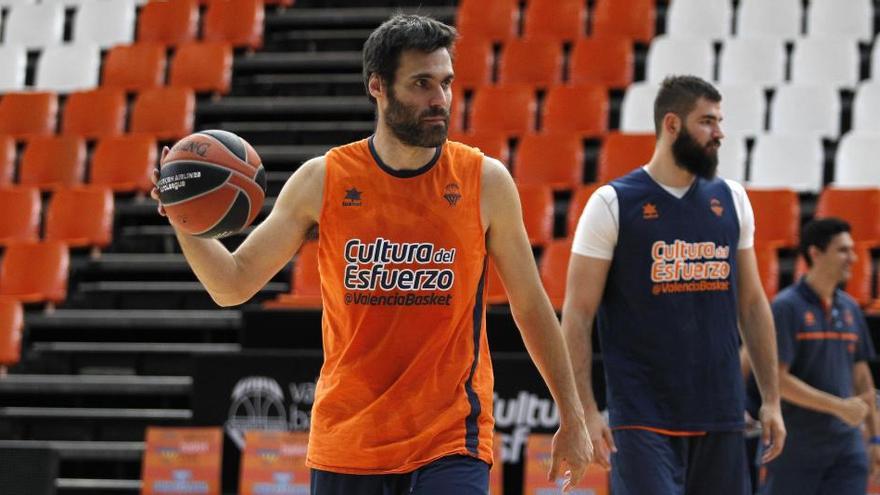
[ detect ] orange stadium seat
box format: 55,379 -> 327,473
871,272 -> 880,315
470,85 -> 536,136
0,136 -> 14,186
846,243 -> 874,306
815,187 -> 880,245
517,184 -> 553,247
543,85 -> 609,137
498,38 -> 563,89
448,131 -> 510,164
264,242 -> 322,309
452,37 -> 493,90
130,87 -> 195,141
592,0 -> 655,43
523,0 -> 586,42
747,188 -> 800,248
90,135 -> 158,194
203,0 -> 265,50
0,297 -> 23,370
61,88 -> 126,139
567,183 -> 603,237
486,261 -> 508,305
514,133 -> 584,190
570,37 -> 634,89
102,43 -> 167,92
597,133 -> 656,183
0,241 -> 69,304
0,186 -> 41,246
540,239 -> 573,311
137,0 -> 199,46
18,136 -> 86,191
754,243 -> 780,299
45,186 -> 114,249
456,0 -> 518,43
169,42 -> 234,95
0,92 -> 58,140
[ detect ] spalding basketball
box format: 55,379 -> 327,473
158,130 -> 266,238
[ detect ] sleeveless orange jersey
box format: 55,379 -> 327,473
307,137 -> 494,474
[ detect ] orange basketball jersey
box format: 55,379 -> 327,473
307,137 -> 494,474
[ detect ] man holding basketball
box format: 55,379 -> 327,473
152,14 -> 591,495
561,76 -> 786,494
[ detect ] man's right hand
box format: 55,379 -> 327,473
150,146 -> 171,217
585,408 -> 616,470
836,396 -> 870,427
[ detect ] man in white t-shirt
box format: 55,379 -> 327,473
561,75 -> 786,495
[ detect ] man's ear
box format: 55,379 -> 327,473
368,74 -> 385,100
662,112 -> 681,138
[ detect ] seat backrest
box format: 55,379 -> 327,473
130,87 -> 195,141
619,82 -> 659,133
456,0 -> 518,43
753,243 -> 780,299
542,84 -> 609,137
102,43 -> 167,92
0,186 -> 41,245
18,136 -> 86,191
469,85 -> 536,136
35,44 -> 101,93
4,3 -> 64,49
90,135 -> 158,193
45,186 -> 114,248
0,240 -> 69,304
746,188 -> 800,248
73,0 -> 136,48
718,37 -> 786,87
737,0 -> 802,40
597,133 -> 656,183
522,0 -> 586,42
137,0 -> 199,46
202,0 -> 264,50
592,0 -> 655,43
514,133 -> 584,189
539,239 -> 573,311
498,38 -> 563,89
807,0 -> 873,42
0,297 -> 23,367
61,88 -> 126,139
749,134 -> 824,192
169,42 -> 233,94
570,36 -> 634,89
852,82 -> 880,133
646,36 -> 714,83
0,92 -> 58,140
717,133 -> 747,182
815,187 -> 880,244
516,184 -> 553,246
769,85 -> 840,138
0,45 -> 27,92
567,183 -> 602,236
791,37 -> 859,89
452,37 -> 493,90
666,0 -> 732,39
714,84 -> 766,136
834,132 -> 880,187
448,132 -> 510,165
0,136 -> 14,186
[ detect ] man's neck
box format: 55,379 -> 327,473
645,147 -> 696,189
803,271 -> 837,307
372,126 -> 438,171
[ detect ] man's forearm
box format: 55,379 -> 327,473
175,231 -> 243,306
740,301 -> 780,404
780,372 -> 845,416
561,309 -> 599,414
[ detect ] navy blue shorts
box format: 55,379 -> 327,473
611,429 -> 751,495
310,455 -> 489,495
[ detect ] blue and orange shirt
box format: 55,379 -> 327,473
600,168 -> 744,432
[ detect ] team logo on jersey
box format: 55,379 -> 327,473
443,183 -> 461,207
642,202 -> 659,220
710,198 -> 724,217
804,311 -> 816,326
342,187 -> 362,207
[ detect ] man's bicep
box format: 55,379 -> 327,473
562,253 -> 610,317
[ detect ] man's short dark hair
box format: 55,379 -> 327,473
362,14 -> 457,104
653,75 -> 722,135
800,217 -> 851,267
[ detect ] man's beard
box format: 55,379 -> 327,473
672,127 -> 720,179
383,89 -> 449,148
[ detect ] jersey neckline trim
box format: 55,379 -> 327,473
367,135 -> 442,179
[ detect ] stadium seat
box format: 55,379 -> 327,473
45,186 -> 114,249
592,0 -> 655,44
522,0 -> 586,42
90,135 -> 158,194
516,184 -> 553,246
0,45 -> 26,93
264,242 -> 322,309
754,243 -> 780,299
791,37 -> 859,89
597,133 -> 656,183
456,0 -> 518,43
202,0 -> 264,50
846,243 -> 874,306
514,133 -> 584,190
834,132 -> 880,187
750,134 -> 824,192
35,44 -> 101,93
4,3 -> 64,49
0,136 -> 14,186
736,0 -> 802,40
746,188 -> 800,248
815,187 -> 880,245
452,37 -> 493,90
666,0 -> 732,40
570,37 -> 634,89
718,37 -> 786,87
73,0 -> 136,48
130,87 -> 196,141
539,239 -> 573,311
498,38 -> 563,90
769,85 -> 840,138
542,85 -> 608,137
169,42 -> 233,95
717,133 -> 747,181
646,36 -> 714,84
807,0 -> 873,42
0,92 -> 58,140
470,85 -> 536,136
0,297 -> 22,371
18,136 -> 86,191
137,0 -> 199,46
448,131 -> 509,165
567,183 -> 602,237
852,83 -> 880,133
714,84 -> 766,136
486,261 -> 508,305
0,241 -> 69,304
61,88 -> 126,139
873,39 -> 880,81
102,43 -> 167,92
619,82 -> 659,134
0,186 -> 40,246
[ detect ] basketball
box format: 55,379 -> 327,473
158,130 -> 267,239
